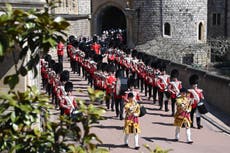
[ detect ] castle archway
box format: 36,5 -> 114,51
92,3 -> 136,47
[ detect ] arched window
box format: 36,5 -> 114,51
198,22 -> 204,41
164,22 -> 171,36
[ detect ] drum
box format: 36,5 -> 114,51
197,102 -> 208,114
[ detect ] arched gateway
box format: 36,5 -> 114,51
100,6 -> 126,33
92,3 -> 135,47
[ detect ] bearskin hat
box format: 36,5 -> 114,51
170,69 -> 179,78
137,52 -> 143,60
159,62 -> 166,72
126,48 -> 131,55
44,54 -> 52,62
97,62 -> 102,71
151,61 -> 158,69
93,35 -> 98,43
107,64 -> 116,73
131,49 -> 138,58
53,62 -> 63,74
65,81 -> 73,92
189,74 -> 199,85
101,63 -> 108,72
68,35 -> 76,44
94,54 -> 103,63
60,70 -> 70,82
48,59 -> 55,69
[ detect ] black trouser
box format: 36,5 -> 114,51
106,93 -> 115,110
58,55 -> 63,64
70,58 -> 74,71
152,86 -> 158,103
145,82 -> 149,97
140,78 -> 144,92
115,97 -> 124,120
73,61 -> 78,73
77,62 -> 81,76
171,97 -> 176,115
158,90 -> 170,111
148,85 -> 152,99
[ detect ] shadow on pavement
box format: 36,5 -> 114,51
92,125 -> 123,130
142,136 -> 176,143
152,122 -> 174,126
97,143 -> 133,149
145,107 -> 159,111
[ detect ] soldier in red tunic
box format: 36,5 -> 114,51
60,81 -> 78,118
168,69 -> 182,116
156,63 -> 170,111
105,64 -> 116,111
188,74 -> 204,129
57,41 -> 64,65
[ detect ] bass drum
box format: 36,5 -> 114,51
197,102 -> 208,114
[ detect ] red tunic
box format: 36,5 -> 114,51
188,88 -> 204,108
57,42 -> 64,56
106,74 -> 116,94
60,96 -> 77,115
91,43 -> 101,54
156,74 -> 170,92
168,80 -> 182,98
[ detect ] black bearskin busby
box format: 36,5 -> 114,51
53,62 -> 63,74
159,62 -> 166,72
65,81 -> 73,92
93,35 -> 98,43
131,49 -> 138,58
68,35 -> 76,44
60,70 -> 70,82
101,63 -> 108,72
137,52 -> 143,60
44,54 -> 52,63
107,63 -> 116,73
48,59 -> 55,69
189,74 -> 199,85
170,69 -> 179,78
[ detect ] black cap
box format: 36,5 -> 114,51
128,92 -> 134,98
180,87 -> 187,93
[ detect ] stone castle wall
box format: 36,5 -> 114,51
67,19 -> 91,37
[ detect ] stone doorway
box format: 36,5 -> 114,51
92,3 -> 135,47
100,6 -> 126,32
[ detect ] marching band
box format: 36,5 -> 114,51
40,30 -> 207,145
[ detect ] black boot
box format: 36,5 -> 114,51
197,117 -> 203,129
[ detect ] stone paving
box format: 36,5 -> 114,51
48,54 -> 230,153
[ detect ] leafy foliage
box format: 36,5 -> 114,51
0,1 -> 70,89
0,86 -> 53,152
0,86 -> 108,153
144,144 -> 173,153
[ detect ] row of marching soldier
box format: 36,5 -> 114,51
40,29 -> 207,147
